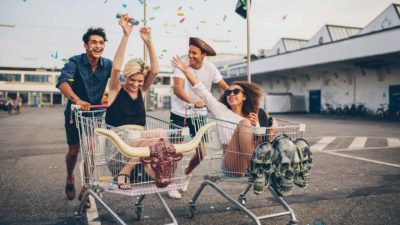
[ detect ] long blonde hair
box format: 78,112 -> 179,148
123,58 -> 151,78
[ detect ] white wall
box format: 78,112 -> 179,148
258,64 -> 400,113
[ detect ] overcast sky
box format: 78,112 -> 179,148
0,0 -> 399,69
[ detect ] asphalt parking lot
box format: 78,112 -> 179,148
0,107 -> 399,225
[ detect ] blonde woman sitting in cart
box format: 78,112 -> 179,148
103,14 -> 159,192
171,56 -> 277,177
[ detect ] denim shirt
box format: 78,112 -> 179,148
56,53 -> 112,117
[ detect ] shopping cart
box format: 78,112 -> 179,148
71,105 -> 215,225
185,105 -> 306,225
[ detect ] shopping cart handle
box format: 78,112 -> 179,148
90,105 -> 108,109
71,104 -> 108,110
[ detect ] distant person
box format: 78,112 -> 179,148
170,37 -> 229,193
16,96 -> 22,113
6,97 -> 13,114
56,27 -> 112,208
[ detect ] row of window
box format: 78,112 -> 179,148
3,92 -> 63,104
0,73 -> 54,82
0,73 -> 170,84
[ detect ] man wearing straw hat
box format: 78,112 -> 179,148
170,37 -> 228,197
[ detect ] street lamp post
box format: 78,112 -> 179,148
143,0 -> 147,62
246,0 -> 251,82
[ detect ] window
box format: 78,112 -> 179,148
0,73 -> 21,82
42,93 -> 51,103
19,92 -> 28,104
152,77 -> 171,85
25,74 -> 49,82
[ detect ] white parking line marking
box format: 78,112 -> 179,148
331,146 -> 400,152
87,195 -> 101,225
349,137 -> 367,149
323,151 -> 400,168
387,138 -> 400,147
310,136 -> 336,151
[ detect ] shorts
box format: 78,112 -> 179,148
170,112 -> 196,137
64,117 -> 79,145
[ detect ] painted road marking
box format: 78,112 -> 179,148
387,138 -> 400,147
348,137 -> 367,149
323,150 -> 400,168
310,136 -> 336,151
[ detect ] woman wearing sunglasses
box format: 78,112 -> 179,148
171,55 -> 276,176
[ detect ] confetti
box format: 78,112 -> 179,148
153,6 -> 160,10
138,0 -> 144,5
178,6 -> 182,11
104,0 -> 108,3
62,58 -> 69,63
227,30 -> 232,32
51,51 -> 58,59
200,20 -> 206,23
162,49 -> 167,52
164,31 -> 170,34
179,18 -> 185,23
282,15 -> 287,20
122,3 -> 127,8
189,6 -> 193,10
223,15 -> 227,21
177,13 -> 184,16
149,16 -> 156,21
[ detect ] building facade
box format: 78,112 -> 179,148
218,3 -> 400,114
0,66 -> 173,109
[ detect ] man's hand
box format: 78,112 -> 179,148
193,101 -> 206,108
249,112 -> 259,126
75,99 -> 91,111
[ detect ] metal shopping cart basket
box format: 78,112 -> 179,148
71,105 -> 215,225
186,105 -> 306,225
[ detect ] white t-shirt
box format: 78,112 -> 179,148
171,59 -> 223,116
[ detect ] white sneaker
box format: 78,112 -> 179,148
168,190 -> 182,199
181,173 -> 192,192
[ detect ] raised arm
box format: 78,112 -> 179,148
141,27 -> 159,92
171,55 -> 198,86
109,14 -> 134,92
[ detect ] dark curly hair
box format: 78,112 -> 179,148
82,27 -> 107,44
218,81 -> 264,117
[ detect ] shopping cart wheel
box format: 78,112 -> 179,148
73,211 -> 81,220
238,196 -> 247,206
287,219 -> 298,225
187,202 -> 196,218
135,204 -> 142,220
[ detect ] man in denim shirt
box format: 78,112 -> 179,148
56,27 -> 112,206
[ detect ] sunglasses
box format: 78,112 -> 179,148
224,88 -> 243,96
